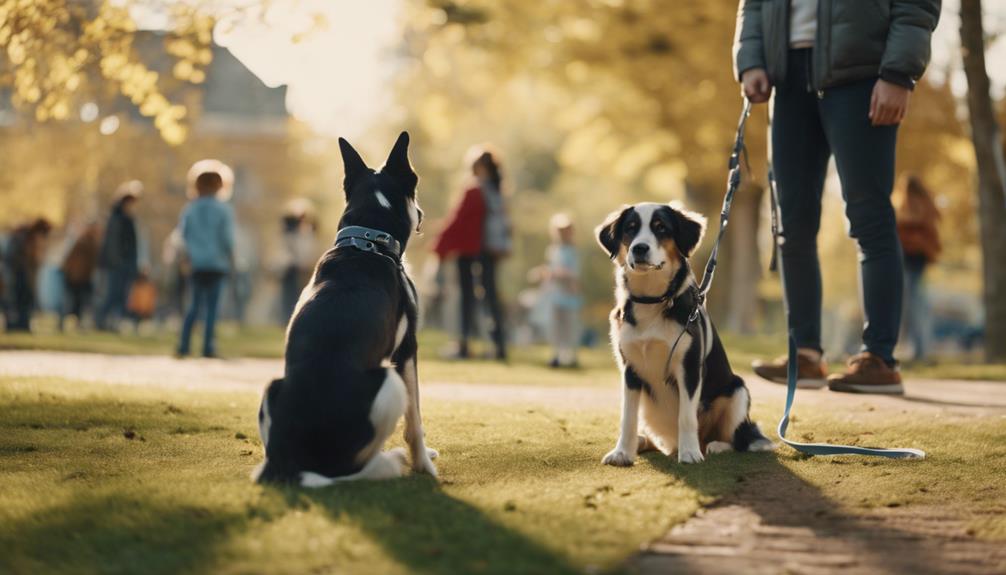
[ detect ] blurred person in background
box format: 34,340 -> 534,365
894,174 -> 941,363
433,145 -> 512,361
544,213 -> 582,368
176,159 -> 235,359
737,0 -> 939,395
159,227 -> 190,326
278,201 -> 318,324
95,181 -> 142,332
2,218 -> 52,332
58,221 -> 101,331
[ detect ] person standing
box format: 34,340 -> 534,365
176,159 -> 235,359
95,182 -> 142,331
59,222 -> 101,331
2,218 -> 52,332
894,174 -> 941,362
544,214 -> 582,368
736,0 -> 940,394
433,146 -> 511,361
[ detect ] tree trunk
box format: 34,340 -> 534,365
724,182 -> 764,334
960,0 -> 1006,362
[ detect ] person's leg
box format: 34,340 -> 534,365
773,49 -> 832,355
178,274 -> 206,356
904,260 -> 929,360
479,253 -> 506,360
10,267 -> 32,331
818,79 -> 902,366
202,274 -> 225,357
456,257 -> 476,357
98,269 -> 126,331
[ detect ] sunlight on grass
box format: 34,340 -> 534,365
1,375 -> 1004,574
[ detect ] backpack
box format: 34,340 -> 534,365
481,184 -> 512,257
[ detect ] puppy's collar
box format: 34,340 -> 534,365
626,262 -> 690,305
335,225 -> 402,263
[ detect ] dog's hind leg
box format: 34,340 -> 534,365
298,369 -> 409,488
300,448 -> 408,487
400,358 -> 438,477
674,342 -> 705,464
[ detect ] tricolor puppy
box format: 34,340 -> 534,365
254,132 -> 438,485
596,202 -> 774,465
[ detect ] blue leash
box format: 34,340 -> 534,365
755,98 -> 925,460
776,335 -> 925,459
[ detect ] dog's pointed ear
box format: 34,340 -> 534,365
669,201 -> 707,257
382,131 -> 418,187
339,137 -> 370,192
595,206 -> 630,259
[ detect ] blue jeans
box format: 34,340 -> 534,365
178,271 -> 225,357
774,49 -> 903,365
903,256 -> 930,360
96,267 -> 136,331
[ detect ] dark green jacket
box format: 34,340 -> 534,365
733,0 -> 941,91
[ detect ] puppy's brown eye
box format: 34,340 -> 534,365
653,221 -> 665,232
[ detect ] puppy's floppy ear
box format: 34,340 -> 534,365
669,201 -> 707,257
339,137 -> 370,193
382,131 -> 418,188
595,206 -> 630,259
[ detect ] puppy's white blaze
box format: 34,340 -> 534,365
627,203 -> 664,269
375,190 -> 392,209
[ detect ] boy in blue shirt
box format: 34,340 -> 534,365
176,159 -> 235,358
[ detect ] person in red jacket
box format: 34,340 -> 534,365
433,146 -> 511,360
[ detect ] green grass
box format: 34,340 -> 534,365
1,374 -> 1004,575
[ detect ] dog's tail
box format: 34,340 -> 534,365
733,419 -> 775,452
731,375 -> 776,453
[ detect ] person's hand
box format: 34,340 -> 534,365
870,79 -> 910,126
741,68 -> 772,103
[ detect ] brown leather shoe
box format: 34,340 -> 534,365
827,353 -> 904,395
752,353 -> 828,389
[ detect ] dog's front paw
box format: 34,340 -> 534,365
677,446 -> 705,464
413,454 -> 438,478
602,448 -> 635,467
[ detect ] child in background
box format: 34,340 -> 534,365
176,159 -> 235,358
545,214 -> 581,368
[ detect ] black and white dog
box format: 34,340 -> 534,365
254,132 -> 438,485
596,202 -> 774,466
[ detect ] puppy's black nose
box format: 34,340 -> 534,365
631,244 -> 650,257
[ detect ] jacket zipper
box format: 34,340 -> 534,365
814,0 -> 828,98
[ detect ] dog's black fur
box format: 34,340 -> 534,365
254,132 -> 437,485
596,202 -> 773,465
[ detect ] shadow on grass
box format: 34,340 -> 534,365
0,495 -> 246,575
269,478 -> 580,575
641,450 -> 961,573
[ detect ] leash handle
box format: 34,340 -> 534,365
776,334 -> 925,459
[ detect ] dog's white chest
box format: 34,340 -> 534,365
618,317 -> 688,387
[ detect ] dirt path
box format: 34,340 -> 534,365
1,350 -> 1004,414
631,471 -> 1006,575
2,350 -> 1004,574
